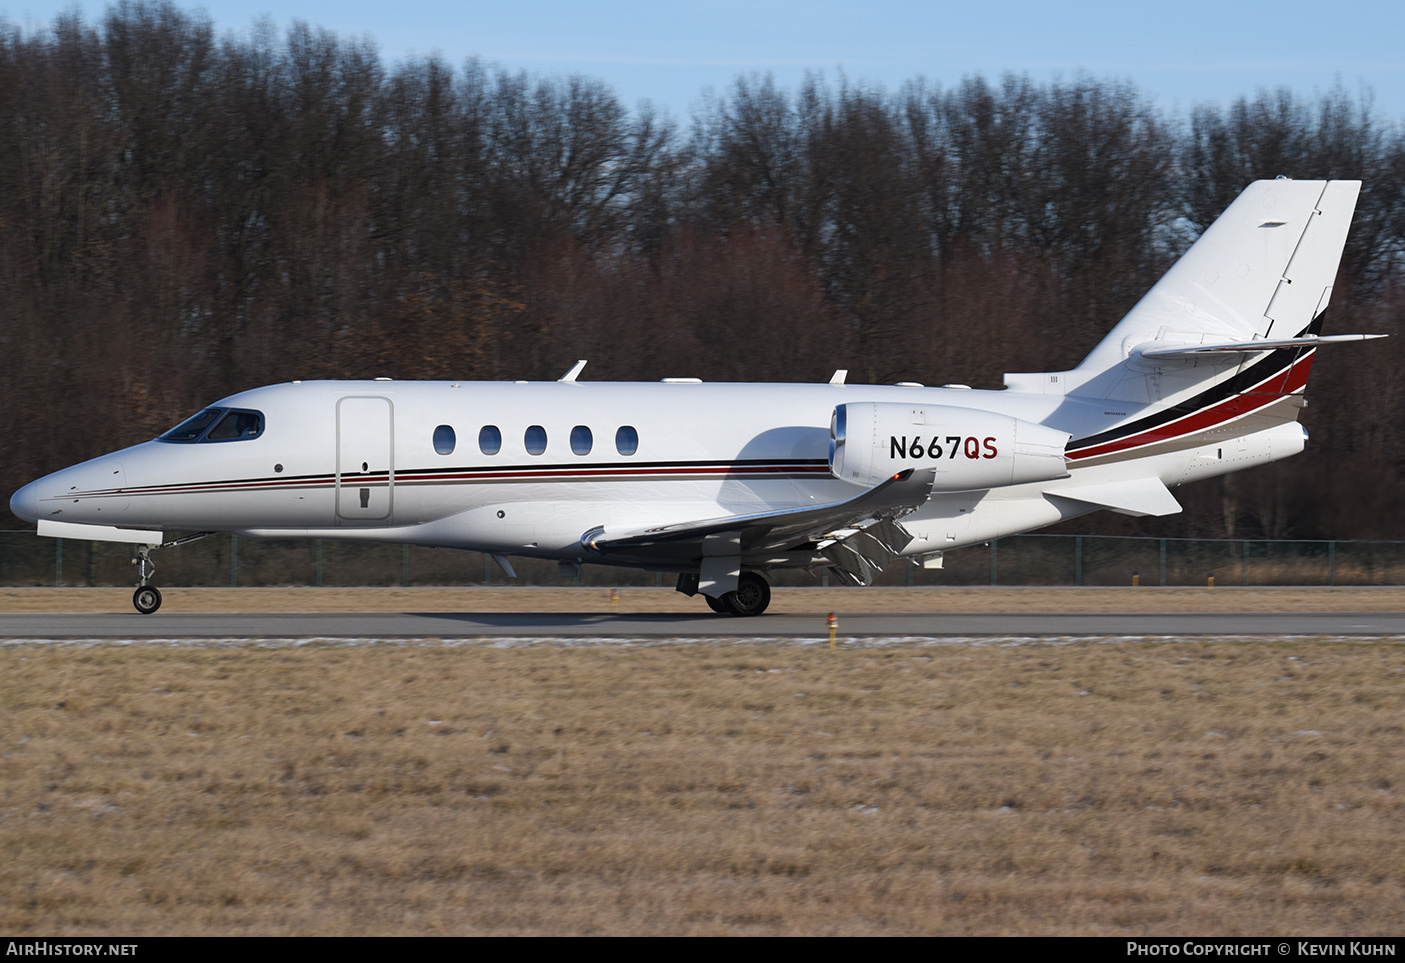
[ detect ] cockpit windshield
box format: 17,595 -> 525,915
157,407 -> 264,443
159,408 -> 223,441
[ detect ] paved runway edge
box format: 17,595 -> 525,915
4,611 -> 1405,640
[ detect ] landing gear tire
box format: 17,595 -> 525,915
133,585 -> 162,615
704,594 -> 730,614
723,573 -> 771,617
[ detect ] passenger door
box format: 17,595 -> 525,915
336,395 -> 394,523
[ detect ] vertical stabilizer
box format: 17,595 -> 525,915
1004,179 -> 1361,404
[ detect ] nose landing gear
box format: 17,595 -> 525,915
126,532 -> 213,614
132,545 -> 161,614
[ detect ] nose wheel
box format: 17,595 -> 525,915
132,546 -> 161,614
133,585 -> 162,615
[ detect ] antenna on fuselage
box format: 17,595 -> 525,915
559,360 -> 588,382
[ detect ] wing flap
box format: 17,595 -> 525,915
819,518 -> 914,586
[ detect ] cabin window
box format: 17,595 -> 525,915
479,425 -> 502,455
525,425 -> 547,455
433,425 -> 456,455
616,425 -> 639,456
205,409 -> 265,441
158,408 -> 223,442
570,425 -> 593,455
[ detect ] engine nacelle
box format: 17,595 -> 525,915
830,402 -> 1070,490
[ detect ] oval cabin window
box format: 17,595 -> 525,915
433,425 -> 456,455
525,425 -> 547,455
616,425 -> 639,456
570,425 -> 593,455
479,425 -> 502,455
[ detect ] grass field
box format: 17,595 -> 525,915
1,633 -> 1402,935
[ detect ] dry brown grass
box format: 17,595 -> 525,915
0,640 -> 1402,935
3,585 -> 1405,614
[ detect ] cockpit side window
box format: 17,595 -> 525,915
205,409 -> 265,441
158,408 -> 223,442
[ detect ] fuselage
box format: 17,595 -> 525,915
9,376 -> 1304,568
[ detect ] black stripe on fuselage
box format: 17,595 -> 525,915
1066,339 -> 1314,455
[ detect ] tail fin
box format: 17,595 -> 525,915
1005,179 -> 1368,404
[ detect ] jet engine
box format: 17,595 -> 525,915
830,402 -> 1070,490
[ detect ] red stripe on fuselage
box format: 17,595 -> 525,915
1067,351 -> 1314,462
69,463 -> 831,499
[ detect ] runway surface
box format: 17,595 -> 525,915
3,610 -> 1405,641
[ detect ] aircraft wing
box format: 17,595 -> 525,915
581,468 -> 934,579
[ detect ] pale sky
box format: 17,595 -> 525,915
4,0 -> 1403,121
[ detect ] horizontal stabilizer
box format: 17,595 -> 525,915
37,520 -> 163,545
1137,334 -> 1385,359
1044,478 -> 1182,517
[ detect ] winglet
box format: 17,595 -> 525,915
829,369 -> 848,385
558,360 -> 588,383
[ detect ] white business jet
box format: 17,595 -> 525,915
10,179 -> 1383,615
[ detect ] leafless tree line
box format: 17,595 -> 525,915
2,2 -> 1403,538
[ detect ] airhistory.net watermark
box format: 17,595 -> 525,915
5,945 -> 136,956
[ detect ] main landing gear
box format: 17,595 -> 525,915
705,572 -> 772,617
132,545 -> 161,615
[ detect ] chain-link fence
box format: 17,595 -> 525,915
3,530 -> 1402,589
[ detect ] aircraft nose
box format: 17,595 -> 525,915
10,478 -> 44,524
